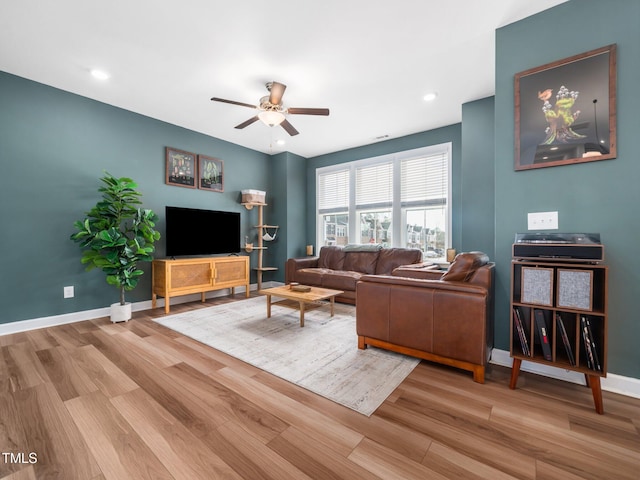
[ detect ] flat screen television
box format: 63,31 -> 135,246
165,206 -> 241,257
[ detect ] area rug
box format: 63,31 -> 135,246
153,296 -> 419,416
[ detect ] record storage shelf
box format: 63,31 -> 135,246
509,257 -> 608,414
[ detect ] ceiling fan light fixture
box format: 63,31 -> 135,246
258,110 -> 285,126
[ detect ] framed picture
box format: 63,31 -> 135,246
165,147 -> 197,188
198,155 -> 224,192
521,267 -> 553,307
515,44 -> 616,171
557,269 -> 593,311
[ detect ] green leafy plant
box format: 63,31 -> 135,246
70,172 -> 161,305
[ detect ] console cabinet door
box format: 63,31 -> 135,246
213,257 -> 248,287
169,261 -> 213,291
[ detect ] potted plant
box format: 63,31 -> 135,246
71,172 -> 160,322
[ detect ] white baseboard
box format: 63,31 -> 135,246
490,348 -> 640,399
0,283 -> 263,336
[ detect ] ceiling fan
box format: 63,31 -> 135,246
211,81 -> 329,136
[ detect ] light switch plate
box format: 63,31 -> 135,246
63,286 -> 74,298
528,211 -> 558,230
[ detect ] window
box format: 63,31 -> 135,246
401,151 -> 449,258
316,144 -> 451,261
356,162 -> 393,246
318,169 -> 350,246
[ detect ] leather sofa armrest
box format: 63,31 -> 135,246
392,263 -> 443,280
285,257 -> 319,283
359,274 -> 488,296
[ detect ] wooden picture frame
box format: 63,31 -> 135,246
521,267 -> 554,307
557,269 -> 593,311
198,155 -> 224,192
515,44 -> 616,171
165,147 -> 197,188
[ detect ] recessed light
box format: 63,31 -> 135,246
90,69 -> 110,80
423,92 -> 438,102
276,139 -> 285,146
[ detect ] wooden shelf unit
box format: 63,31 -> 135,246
152,256 -> 249,313
509,258 -> 608,414
242,202 -> 278,290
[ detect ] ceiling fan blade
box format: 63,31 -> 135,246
280,119 -> 299,136
269,82 -> 287,105
211,97 -> 257,109
287,107 -> 330,116
235,116 -> 260,129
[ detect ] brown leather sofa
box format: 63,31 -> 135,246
285,245 -> 430,304
356,252 -> 494,383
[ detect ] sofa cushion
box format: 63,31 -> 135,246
318,246 -> 346,270
375,247 -> 423,275
321,270 -> 362,291
442,251 -> 490,282
342,251 -> 380,274
295,268 -> 331,285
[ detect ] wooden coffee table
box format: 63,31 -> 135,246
259,285 -> 344,327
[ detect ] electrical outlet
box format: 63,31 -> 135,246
63,286 -> 74,298
528,211 -> 558,230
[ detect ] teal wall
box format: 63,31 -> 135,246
461,97 -> 495,258
267,151 -> 307,278
306,125 -> 464,250
283,152 -> 309,260
495,0 -> 640,378
0,72 -> 270,323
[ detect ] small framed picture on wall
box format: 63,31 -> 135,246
198,155 -> 224,192
165,147 -> 197,188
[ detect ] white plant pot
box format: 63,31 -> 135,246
110,302 -> 132,323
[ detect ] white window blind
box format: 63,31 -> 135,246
318,168 -> 349,213
356,162 -> 393,209
401,153 -> 448,207
316,143 -> 451,251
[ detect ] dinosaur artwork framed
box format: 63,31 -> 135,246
514,44 -> 616,171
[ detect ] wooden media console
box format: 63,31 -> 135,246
152,256 -> 249,313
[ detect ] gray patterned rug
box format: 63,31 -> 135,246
154,296 -> 419,416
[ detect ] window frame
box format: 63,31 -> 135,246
315,143 -> 452,255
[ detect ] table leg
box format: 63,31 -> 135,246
266,295 -> 272,318
299,301 -> 305,327
330,296 -> 335,317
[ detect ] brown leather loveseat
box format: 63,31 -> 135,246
285,245 -> 428,304
356,252 -> 494,383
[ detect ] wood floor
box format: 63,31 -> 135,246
1,293 -> 639,480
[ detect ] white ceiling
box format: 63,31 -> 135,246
0,0 -> 567,158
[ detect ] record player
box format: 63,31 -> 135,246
513,233 -> 603,263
